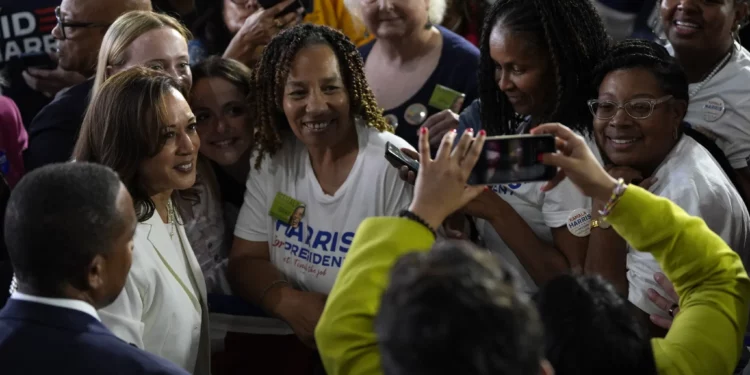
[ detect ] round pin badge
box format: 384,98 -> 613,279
703,98 -> 726,122
404,103 -> 428,126
566,208 -> 592,238
385,114 -> 399,129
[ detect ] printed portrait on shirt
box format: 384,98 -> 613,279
290,204 -> 306,229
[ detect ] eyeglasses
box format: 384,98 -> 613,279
587,95 -> 673,120
55,6 -> 111,40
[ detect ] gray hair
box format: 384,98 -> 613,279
344,0 -> 447,25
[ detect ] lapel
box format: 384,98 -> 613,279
140,211 -> 212,375
141,214 -> 203,311
175,222 -> 208,306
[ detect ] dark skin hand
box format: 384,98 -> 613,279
398,147 -> 587,285
585,166 -> 658,295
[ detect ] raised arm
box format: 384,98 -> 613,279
317,126 -> 487,375
315,218 -> 435,375
607,185 -> 750,375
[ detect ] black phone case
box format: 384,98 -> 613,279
385,142 -> 419,173
257,0 -> 310,16
19,52 -> 57,70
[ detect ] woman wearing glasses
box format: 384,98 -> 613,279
586,39 -> 750,335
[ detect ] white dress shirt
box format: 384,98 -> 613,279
11,291 -> 100,321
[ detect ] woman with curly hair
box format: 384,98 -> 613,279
229,23 -> 413,349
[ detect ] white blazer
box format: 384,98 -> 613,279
99,212 -> 211,375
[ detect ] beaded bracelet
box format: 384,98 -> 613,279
598,178 -> 628,218
399,210 -> 437,238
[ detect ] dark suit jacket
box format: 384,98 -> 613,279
23,79 -> 94,172
0,299 -> 190,375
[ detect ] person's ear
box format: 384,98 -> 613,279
734,2 -> 748,32
105,65 -> 115,80
670,99 -> 687,123
539,359 -> 555,375
87,254 -> 106,291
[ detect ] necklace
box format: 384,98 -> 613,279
167,199 -> 177,238
689,49 -> 733,98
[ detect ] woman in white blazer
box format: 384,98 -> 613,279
72,67 -> 210,375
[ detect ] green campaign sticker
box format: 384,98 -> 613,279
428,84 -> 465,111
269,192 -> 306,228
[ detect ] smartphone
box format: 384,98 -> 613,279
19,52 -> 57,70
385,142 -> 419,174
257,0 -> 310,17
471,134 -> 557,185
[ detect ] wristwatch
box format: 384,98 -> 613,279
591,218 -> 611,230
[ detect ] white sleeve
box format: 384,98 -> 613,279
541,177 -> 591,229
381,135 -> 415,216
234,159 -> 271,242
720,96 -> 750,169
98,273 -> 146,348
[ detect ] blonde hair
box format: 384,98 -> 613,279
93,10 -> 192,95
344,0 -> 447,26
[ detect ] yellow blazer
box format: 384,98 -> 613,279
315,186 -> 750,375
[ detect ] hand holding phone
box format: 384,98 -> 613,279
19,52 -> 57,70
385,142 -> 420,174
530,123 -> 618,200
257,0 -> 309,17
224,0 -> 303,65
471,134 -> 557,185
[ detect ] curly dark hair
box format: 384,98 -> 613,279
478,0 -> 611,136
250,23 -> 389,169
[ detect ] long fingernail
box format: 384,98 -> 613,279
420,127 -> 427,135
483,186 -> 489,191
467,128 -> 474,133
479,129 -> 486,136
451,129 -> 457,133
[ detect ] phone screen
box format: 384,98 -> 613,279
471,134 -> 556,185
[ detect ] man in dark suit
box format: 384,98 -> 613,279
23,0 -> 152,172
0,163 -> 188,375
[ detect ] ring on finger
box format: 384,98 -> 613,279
667,303 -> 678,317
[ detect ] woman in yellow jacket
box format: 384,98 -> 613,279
315,124 -> 750,375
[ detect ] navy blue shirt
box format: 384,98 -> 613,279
359,25 -> 479,147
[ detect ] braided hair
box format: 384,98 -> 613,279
478,0 -> 610,136
250,23 -> 389,169
591,39 -> 688,103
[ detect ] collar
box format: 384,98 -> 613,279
11,292 -> 100,321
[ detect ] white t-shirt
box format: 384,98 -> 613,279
477,136 -> 600,295
234,122 -> 414,294
627,136 -> 750,317
677,42 -> 750,169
